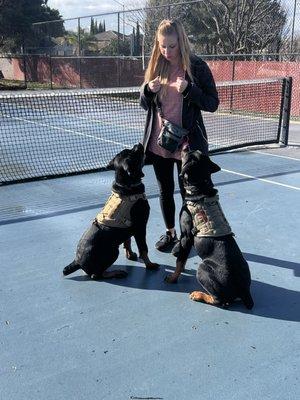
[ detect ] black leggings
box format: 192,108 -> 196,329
151,153 -> 185,230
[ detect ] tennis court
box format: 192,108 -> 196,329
0,82 -> 299,400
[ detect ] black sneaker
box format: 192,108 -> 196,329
171,240 -> 181,257
155,231 -> 178,252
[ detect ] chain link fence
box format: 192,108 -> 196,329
1,1 -> 300,117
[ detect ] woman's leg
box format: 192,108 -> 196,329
175,158 -> 185,200
152,154 -> 176,229
151,154 -> 178,250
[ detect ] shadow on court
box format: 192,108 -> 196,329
244,252 -> 300,277
1,146 -> 299,400
66,261 -> 300,323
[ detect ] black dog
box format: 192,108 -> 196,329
165,149 -> 254,309
63,143 -> 159,279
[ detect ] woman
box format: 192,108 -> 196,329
140,19 -> 219,254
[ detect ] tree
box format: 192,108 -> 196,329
0,0 -> 63,53
135,21 -> 141,55
65,28 -> 96,55
100,38 -> 130,56
97,20 -> 106,34
144,0 -> 288,55
143,0 -> 170,54
90,17 -> 95,35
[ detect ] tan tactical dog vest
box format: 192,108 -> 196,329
95,191 -> 146,229
186,195 -> 232,237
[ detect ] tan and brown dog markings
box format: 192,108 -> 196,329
63,143 -> 159,280
165,149 -> 254,309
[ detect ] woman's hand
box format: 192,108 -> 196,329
148,76 -> 161,93
176,77 -> 188,93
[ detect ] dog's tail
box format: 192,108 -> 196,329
63,261 -> 81,276
241,291 -> 254,310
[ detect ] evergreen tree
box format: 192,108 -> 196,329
0,0 -> 63,52
136,21 -> 141,55
90,17 -> 95,35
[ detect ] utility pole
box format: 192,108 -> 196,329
112,0 -> 125,40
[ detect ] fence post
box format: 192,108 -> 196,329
22,53 -> 27,87
229,0 -> 239,112
281,77 -> 293,145
290,0 -> 297,53
229,54 -> 236,112
117,12 -> 120,87
78,18 -> 82,89
49,54 -> 53,89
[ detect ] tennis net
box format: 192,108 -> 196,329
0,77 -> 291,185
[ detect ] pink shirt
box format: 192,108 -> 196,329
148,65 -> 186,160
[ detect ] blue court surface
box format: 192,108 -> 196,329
1,138 -> 299,399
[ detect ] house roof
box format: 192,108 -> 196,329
94,30 -> 129,41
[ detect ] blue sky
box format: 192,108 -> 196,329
47,0 -> 146,20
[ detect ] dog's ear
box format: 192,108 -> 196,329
193,150 -> 203,161
180,160 -> 197,177
106,156 -> 115,170
121,159 -> 144,179
208,158 -> 221,173
133,143 -> 144,153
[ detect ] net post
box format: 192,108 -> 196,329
281,77 -> 293,146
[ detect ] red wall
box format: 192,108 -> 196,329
208,60 -> 299,116
4,57 -> 300,117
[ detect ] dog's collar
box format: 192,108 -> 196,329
114,181 -> 143,189
112,182 -> 145,196
111,190 -> 146,201
185,186 -> 218,200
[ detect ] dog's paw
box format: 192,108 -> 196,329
90,274 -> 101,280
125,250 -> 138,261
145,262 -> 159,271
164,274 -> 178,284
189,291 -> 217,305
189,291 -> 202,301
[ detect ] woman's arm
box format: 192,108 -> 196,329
182,61 -> 219,112
139,82 -> 156,111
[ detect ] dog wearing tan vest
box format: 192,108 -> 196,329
63,143 -> 159,279
165,149 -> 254,309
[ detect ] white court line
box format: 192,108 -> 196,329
287,142 -> 300,146
5,115 -> 130,148
2,100 -> 143,132
221,168 -> 300,191
249,150 -> 300,161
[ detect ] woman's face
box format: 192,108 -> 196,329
158,33 -> 180,64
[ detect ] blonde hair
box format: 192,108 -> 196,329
144,19 -> 193,97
